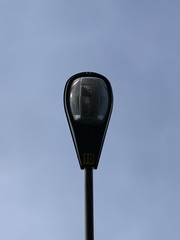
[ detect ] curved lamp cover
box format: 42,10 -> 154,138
64,72 -> 113,169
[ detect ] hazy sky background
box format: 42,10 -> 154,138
0,0 -> 180,239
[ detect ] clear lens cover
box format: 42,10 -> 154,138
69,77 -> 109,124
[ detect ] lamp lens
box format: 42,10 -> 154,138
69,77 -> 109,124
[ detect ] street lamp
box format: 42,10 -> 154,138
64,72 -> 113,240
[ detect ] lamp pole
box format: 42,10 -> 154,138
85,168 -> 94,240
64,72 -> 113,240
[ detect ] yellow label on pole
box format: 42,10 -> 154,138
83,153 -> 95,166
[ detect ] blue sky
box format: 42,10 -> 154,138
0,0 -> 180,239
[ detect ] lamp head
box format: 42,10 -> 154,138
64,72 -> 113,169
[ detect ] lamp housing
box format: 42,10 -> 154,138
64,72 -> 113,169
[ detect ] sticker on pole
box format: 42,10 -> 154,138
83,153 -> 95,166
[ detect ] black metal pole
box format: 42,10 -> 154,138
85,167 -> 94,240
